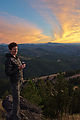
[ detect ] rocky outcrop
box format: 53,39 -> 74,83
2,95 -> 43,120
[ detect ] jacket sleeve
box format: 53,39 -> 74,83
5,59 -> 19,76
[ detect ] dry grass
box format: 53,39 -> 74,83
0,99 -> 80,120
61,114 -> 80,120
45,114 -> 80,120
0,99 -> 6,120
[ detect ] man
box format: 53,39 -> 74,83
5,42 -> 26,120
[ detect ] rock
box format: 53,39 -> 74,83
2,95 -> 43,120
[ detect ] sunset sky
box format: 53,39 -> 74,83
0,0 -> 80,44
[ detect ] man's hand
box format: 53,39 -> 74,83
18,64 -> 26,70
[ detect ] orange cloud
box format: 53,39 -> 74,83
30,0 -> 80,43
0,13 -> 51,44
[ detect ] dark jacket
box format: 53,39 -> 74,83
5,53 -> 23,83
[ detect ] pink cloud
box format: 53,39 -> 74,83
0,12 -> 51,44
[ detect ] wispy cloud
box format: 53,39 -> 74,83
0,12 -> 51,44
30,0 -> 80,43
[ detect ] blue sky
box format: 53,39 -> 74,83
0,0 -> 80,44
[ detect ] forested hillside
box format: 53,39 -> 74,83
1,73 -> 80,120
1,43 -> 80,80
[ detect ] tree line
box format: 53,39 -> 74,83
21,74 -> 80,119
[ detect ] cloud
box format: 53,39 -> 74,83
30,0 -> 80,43
0,12 -> 51,44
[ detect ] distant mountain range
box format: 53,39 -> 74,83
0,43 -> 80,79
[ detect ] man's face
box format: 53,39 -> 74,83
10,46 -> 18,56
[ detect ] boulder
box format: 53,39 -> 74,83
2,95 -> 43,120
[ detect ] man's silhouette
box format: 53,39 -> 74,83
5,42 -> 26,120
